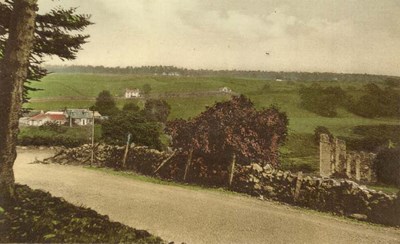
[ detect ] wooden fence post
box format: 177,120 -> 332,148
122,133 -> 131,169
183,148 -> 193,181
228,154 -> 236,186
153,150 -> 177,174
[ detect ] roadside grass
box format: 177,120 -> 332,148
84,166 -> 243,197
367,184 -> 399,195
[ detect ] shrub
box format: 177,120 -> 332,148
347,83 -> 400,118
374,147 -> 400,186
353,124 -> 400,142
39,122 -> 67,133
18,135 -> 86,148
142,99 -> 171,123
166,95 -> 288,168
346,137 -> 386,152
299,84 -> 347,117
122,102 -> 140,112
313,126 -> 333,145
101,111 -> 163,150
91,90 -> 119,116
345,124 -> 400,152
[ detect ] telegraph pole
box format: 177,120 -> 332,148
91,109 -> 95,166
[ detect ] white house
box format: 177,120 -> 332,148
28,112 -> 67,126
66,109 -> 101,126
219,87 -> 232,93
125,88 -> 141,98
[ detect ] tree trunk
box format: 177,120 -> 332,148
0,0 -> 38,205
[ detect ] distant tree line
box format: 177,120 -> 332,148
46,65 -> 398,83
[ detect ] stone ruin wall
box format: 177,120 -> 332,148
320,134 -> 377,182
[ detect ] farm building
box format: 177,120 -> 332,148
125,88 -> 141,98
66,109 -> 102,126
28,112 -> 67,126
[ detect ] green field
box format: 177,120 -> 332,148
24,73 -> 399,169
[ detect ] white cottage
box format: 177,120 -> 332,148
219,87 -> 232,93
125,88 -> 141,98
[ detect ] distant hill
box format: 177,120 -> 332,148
46,65 -> 398,83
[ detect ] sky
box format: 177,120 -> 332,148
34,0 -> 400,76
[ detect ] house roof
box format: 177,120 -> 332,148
67,109 -> 91,119
66,109 -> 101,119
126,88 -> 140,92
29,114 -> 66,121
45,111 -> 65,115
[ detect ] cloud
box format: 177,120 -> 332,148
37,0 -> 400,76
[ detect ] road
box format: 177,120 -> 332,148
14,149 -> 400,244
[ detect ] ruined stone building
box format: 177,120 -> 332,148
320,134 -> 377,182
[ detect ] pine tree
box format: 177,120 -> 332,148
92,90 -> 119,116
0,0 -> 38,204
0,0 -> 91,204
0,0 -> 92,102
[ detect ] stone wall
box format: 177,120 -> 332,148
42,144 -> 399,226
233,164 -> 400,226
319,134 -> 377,182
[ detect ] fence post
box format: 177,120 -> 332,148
90,109 -> 95,166
122,133 -> 131,169
228,154 -> 236,187
183,148 -> 193,181
153,150 -> 177,174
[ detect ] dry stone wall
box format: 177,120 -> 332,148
42,144 -> 399,227
233,164 -> 400,226
43,143 -> 170,175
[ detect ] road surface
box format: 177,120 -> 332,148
14,149 -> 400,244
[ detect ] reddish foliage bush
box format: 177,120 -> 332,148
166,95 -> 288,183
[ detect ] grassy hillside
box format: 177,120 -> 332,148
26,73 -> 398,133
24,73 -> 399,170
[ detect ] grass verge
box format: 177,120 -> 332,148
367,184 -> 399,195
85,166 -> 243,197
